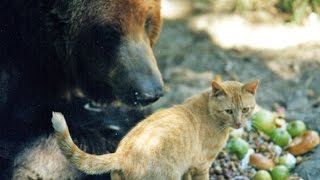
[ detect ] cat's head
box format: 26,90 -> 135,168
208,80 -> 259,129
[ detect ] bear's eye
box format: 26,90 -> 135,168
225,109 -> 233,115
145,16 -> 152,33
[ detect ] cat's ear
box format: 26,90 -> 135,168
213,74 -> 222,83
212,81 -> 226,97
242,80 -> 260,95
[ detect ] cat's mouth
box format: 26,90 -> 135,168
232,124 -> 242,129
232,121 -> 246,129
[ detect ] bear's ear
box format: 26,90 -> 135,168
212,81 -> 226,98
242,80 -> 260,95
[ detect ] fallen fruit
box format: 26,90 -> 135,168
226,138 -> 249,159
275,118 -> 286,128
253,170 -> 272,180
288,130 -> 320,155
271,165 -> 289,180
278,153 -> 296,169
287,120 -> 306,137
270,128 -> 291,147
251,109 -> 276,135
249,153 -> 275,170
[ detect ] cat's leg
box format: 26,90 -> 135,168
190,167 -> 209,180
141,171 -> 181,180
182,171 -> 192,180
111,170 -> 125,180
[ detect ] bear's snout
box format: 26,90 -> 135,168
133,77 -> 164,105
111,37 -> 164,106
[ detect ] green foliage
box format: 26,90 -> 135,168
311,0 -> 320,13
233,0 -> 320,23
278,0 -> 320,23
278,0 -> 294,12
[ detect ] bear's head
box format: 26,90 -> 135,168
52,0 -> 164,106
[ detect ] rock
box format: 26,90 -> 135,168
233,175 -> 250,180
294,146 -> 320,179
214,166 -> 223,174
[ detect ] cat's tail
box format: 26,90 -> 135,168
51,112 -> 121,175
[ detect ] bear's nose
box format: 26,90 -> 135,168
134,87 -> 164,105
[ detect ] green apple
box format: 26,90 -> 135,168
226,138 -> 249,159
251,109 -> 276,135
271,128 -> 291,147
287,120 -> 307,137
253,170 -> 272,180
271,165 -> 289,180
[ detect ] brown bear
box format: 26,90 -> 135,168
0,0 -> 163,179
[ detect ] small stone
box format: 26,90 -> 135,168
231,154 -> 238,161
286,176 -> 303,180
306,89 -> 315,98
214,166 -> 223,174
296,156 -> 303,164
243,132 -> 249,139
218,151 -> 228,158
209,167 -> 214,174
231,162 -> 237,171
216,175 -> 225,180
230,128 -> 245,138
259,143 -> 268,152
224,170 -> 233,178
260,132 -> 270,141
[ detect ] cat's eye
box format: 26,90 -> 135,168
225,109 -> 233,115
242,107 -> 250,113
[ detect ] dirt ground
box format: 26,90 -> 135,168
151,19 -> 320,131
148,1 -> 320,178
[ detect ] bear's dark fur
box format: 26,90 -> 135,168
0,0 -> 163,178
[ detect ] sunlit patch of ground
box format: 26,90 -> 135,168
189,13 -> 320,50
162,0 -> 320,50
161,0 -> 192,20
158,0 -> 320,87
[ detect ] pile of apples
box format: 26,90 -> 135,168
226,108 -> 320,180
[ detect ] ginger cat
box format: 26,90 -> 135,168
52,79 -> 259,180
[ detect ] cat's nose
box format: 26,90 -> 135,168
234,121 -> 242,128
